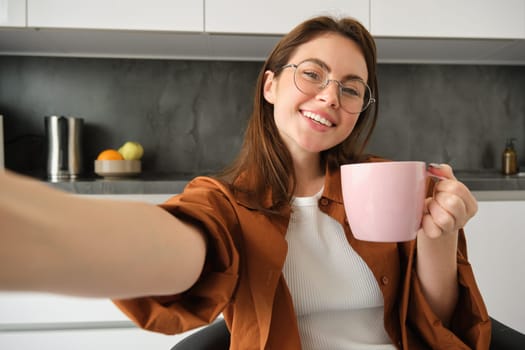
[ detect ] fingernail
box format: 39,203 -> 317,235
428,163 -> 442,169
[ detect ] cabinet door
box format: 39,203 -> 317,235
27,0 -> 203,32
0,327 -> 195,350
371,0 -> 525,39
0,293 -> 129,324
0,0 -> 26,27
205,0 -> 370,35
465,199 -> 525,333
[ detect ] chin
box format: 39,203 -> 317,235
300,142 -> 332,154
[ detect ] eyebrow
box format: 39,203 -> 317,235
300,58 -> 366,82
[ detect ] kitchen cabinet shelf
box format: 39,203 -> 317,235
205,0 -> 368,35
26,0 -> 203,32
1,0 -> 525,64
370,0 -> 525,40
0,0 -> 25,27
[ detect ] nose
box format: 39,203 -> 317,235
316,80 -> 341,109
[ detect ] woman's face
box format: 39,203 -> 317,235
263,32 -> 369,159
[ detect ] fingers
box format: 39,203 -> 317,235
421,198 -> 442,239
433,179 -> 478,221
421,164 -> 478,239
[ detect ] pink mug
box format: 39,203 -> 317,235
341,161 -> 434,242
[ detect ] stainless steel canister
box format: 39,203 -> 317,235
45,116 -> 84,181
0,115 -> 4,169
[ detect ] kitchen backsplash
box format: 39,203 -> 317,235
1,56 -> 524,178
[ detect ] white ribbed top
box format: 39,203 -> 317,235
282,190 -> 395,350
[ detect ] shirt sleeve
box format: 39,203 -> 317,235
112,177 -> 240,335
405,230 -> 492,349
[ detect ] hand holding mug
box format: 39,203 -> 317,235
341,161 -> 477,242
419,163 -> 478,239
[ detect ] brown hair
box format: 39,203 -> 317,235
221,16 -> 379,214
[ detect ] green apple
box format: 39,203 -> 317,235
118,141 -> 144,160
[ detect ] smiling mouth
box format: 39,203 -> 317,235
302,110 -> 333,127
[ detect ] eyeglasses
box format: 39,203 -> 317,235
279,60 -> 376,114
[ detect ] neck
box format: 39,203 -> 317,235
293,153 -> 325,197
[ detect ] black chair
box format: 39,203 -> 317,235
171,317 -> 525,350
172,319 -> 230,350
490,317 -> 525,350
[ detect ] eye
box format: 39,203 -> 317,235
300,69 -> 324,83
341,81 -> 365,98
297,63 -> 326,84
341,86 -> 360,97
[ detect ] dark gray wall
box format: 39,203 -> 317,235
370,65 -> 525,171
1,56 -> 524,178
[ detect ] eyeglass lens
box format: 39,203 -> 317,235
293,61 -> 371,113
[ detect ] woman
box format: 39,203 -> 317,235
0,16 -> 490,349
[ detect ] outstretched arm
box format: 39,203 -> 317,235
0,170 -> 206,299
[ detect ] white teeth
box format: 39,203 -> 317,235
302,111 -> 333,127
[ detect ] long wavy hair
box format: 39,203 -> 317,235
221,16 -> 379,214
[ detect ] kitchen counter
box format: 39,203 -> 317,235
42,172 -> 193,194
47,177 -> 190,195
43,171 -> 525,200
455,170 -> 525,190
454,170 -> 525,200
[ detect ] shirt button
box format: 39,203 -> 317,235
320,198 -> 329,206
381,276 -> 389,285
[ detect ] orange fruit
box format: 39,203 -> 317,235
97,149 -> 124,160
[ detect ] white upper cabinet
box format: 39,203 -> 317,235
371,0 -> 525,39
0,0 -> 26,27
1,0 -> 525,63
205,0 -> 370,35
27,0 -> 204,32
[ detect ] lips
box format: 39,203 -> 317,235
301,110 -> 334,127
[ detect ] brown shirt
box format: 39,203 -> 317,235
114,165 -> 491,349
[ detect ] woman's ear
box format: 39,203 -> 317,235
263,70 -> 276,104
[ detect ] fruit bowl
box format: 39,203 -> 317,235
94,160 -> 141,179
